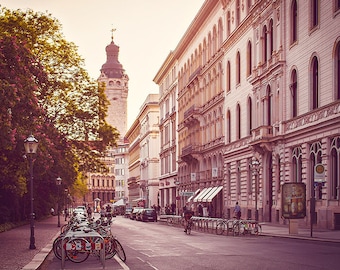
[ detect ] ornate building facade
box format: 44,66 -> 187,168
154,0 -> 340,229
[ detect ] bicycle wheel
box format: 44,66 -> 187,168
233,222 -> 240,236
253,223 -> 262,235
216,221 -> 225,235
105,237 -> 116,259
66,238 -> 89,263
167,217 -> 173,226
52,236 -> 63,260
113,239 -> 126,262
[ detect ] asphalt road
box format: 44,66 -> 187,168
42,216 -> 340,270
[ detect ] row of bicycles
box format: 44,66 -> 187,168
52,213 -> 126,264
165,215 -> 262,236
216,218 -> 262,236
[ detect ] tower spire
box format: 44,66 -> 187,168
111,27 -> 116,42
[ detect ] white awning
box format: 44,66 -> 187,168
201,186 -> 218,202
187,189 -> 200,202
204,186 -> 223,202
194,187 -> 212,202
113,198 -> 125,206
132,197 -> 144,202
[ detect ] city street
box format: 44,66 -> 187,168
42,216 -> 340,270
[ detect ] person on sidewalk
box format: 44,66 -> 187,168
234,202 -> 241,220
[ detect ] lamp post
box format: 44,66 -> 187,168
251,158 -> 260,221
64,188 -> 68,221
24,134 -> 39,250
55,177 -> 62,227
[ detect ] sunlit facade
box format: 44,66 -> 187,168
154,0 -> 340,229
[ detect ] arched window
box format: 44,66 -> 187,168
292,147 -> 302,182
266,86 -> 272,126
227,61 -> 231,92
311,56 -> 319,110
310,142 -> 322,200
247,97 -> 252,135
291,0 -> 298,44
269,19 -> 274,58
263,25 -> 268,63
227,11 -> 231,37
236,0 -> 240,27
236,103 -> 241,139
236,51 -> 241,84
218,18 -> 223,47
226,109 -> 231,143
330,137 -> 340,200
291,69 -> 298,117
336,42 -> 340,100
247,41 -> 252,77
237,161 -> 241,195
311,0 -> 319,29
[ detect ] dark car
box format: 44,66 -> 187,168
140,208 -> 157,222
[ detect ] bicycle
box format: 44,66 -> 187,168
184,218 -> 193,235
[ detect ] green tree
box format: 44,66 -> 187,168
0,7 -> 119,223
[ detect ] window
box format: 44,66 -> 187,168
227,11 -> 231,37
226,110 -> 231,143
292,147 -> 303,182
266,86 -> 272,126
237,161 -> 241,195
263,25 -> 268,63
336,42 -> 340,100
291,0 -> 298,44
310,142 -> 323,200
311,56 -> 319,110
291,69 -> 298,117
236,51 -> 241,85
236,104 -> 241,139
311,0 -> 319,29
336,0 -> 340,12
227,61 -> 231,92
247,41 -> 252,77
330,137 -> 340,200
248,97 -> 252,135
269,19 -> 274,58
236,0 -> 240,27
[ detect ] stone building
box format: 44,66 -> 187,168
126,94 -> 160,208
154,0 -> 340,229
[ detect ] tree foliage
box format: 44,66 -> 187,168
0,7 -> 119,223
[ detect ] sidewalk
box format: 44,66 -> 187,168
1,216 -> 339,270
260,222 -> 340,243
0,215 -> 65,270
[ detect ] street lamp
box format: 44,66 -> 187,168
64,188 -> 68,221
251,158 -> 260,221
55,177 -> 62,227
24,134 -> 39,250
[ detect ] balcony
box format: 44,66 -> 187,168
183,105 -> 201,127
249,125 -> 273,153
181,144 -> 201,163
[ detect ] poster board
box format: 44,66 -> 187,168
281,183 -> 306,219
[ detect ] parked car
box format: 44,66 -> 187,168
124,208 -> 132,218
130,207 -> 143,220
139,208 -> 157,222
73,206 -> 87,217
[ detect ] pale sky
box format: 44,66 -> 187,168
1,0 -> 205,127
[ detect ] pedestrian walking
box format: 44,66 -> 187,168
234,202 -> 241,219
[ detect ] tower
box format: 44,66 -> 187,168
98,29 -> 129,138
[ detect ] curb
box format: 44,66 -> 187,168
22,231 -> 60,270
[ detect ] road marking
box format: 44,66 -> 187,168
114,254 -> 130,270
